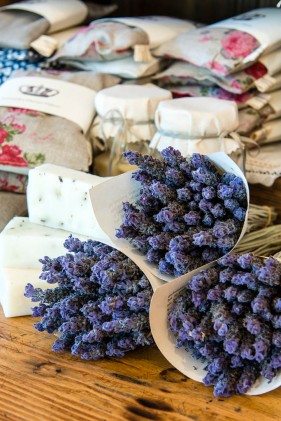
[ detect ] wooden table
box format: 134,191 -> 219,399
0,307 -> 279,421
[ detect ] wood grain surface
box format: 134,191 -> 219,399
0,307 -> 279,421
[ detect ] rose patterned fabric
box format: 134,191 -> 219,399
167,84 -> 254,107
0,70 -> 120,193
153,60 -> 267,94
153,27 -> 261,76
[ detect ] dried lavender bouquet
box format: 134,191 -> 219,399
25,236 -> 153,360
116,147 -> 247,277
168,253 -> 281,397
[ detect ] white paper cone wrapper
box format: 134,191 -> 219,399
149,260 -> 281,395
89,152 -> 249,282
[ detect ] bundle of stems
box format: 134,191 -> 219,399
234,224 -> 281,256
247,204 -> 277,233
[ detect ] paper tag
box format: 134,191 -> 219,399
255,74 -> 277,93
246,93 -> 271,110
134,45 -> 153,62
30,35 -> 58,57
0,77 -> 96,133
1,0 -> 88,34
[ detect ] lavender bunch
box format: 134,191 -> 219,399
118,147 -> 247,277
25,236 -> 154,360
168,253 -> 281,397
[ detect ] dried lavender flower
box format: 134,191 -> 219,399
25,236 -> 154,360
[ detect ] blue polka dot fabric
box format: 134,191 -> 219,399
0,48 -> 46,85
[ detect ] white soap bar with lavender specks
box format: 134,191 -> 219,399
0,217 -> 90,269
27,164 -> 113,242
0,267 -> 50,317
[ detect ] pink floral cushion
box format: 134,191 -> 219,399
154,27 -> 261,76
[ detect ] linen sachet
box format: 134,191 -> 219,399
0,70 -> 120,192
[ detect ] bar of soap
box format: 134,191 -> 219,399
27,164 -> 113,242
0,217 -> 90,269
0,267 -> 51,317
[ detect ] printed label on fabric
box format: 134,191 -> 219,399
0,77 -> 96,133
1,0 -> 88,34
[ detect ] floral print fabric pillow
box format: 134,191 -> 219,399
153,60 -> 267,94
154,27 -> 261,76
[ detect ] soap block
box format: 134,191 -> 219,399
0,217 -> 90,269
0,267 -> 51,317
27,164 -> 113,242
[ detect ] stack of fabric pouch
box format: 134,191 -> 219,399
0,69 -> 120,193
50,16 -> 201,80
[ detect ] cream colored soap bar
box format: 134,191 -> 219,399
27,164 -> 113,242
0,217 -> 90,269
0,267 -> 51,317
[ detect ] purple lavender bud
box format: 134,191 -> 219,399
213,370 -> 241,398
210,203 -> 226,219
272,315 -> 281,329
233,207 -> 246,222
218,254 -> 238,268
230,355 -> 244,368
251,296 -> 270,314
231,302 -> 246,316
224,198 -> 240,211
193,230 -> 216,247
193,192 -> 202,202
177,187 -> 192,202
190,180 -> 203,192
131,236 -> 150,254
203,372 -> 218,386
229,177 -> 247,202
207,284 -> 226,301
217,183 -> 233,199
146,247 -> 164,264
169,234 -> 192,252
192,290 -> 207,307
183,211 -> 201,226
236,365 -> 259,394
224,286 -> 239,302
212,219 -> 239,238
273,298 -> 281,313
124,150 -> 166,180
221,173 -> 236,185
192,167 -> 219,186
207,356 -> 229,375
163,220 -> 186,233
243,314 -> 262,335
198,198 -> 212,213
217,236 -> 236,250
219,268 -> 235,284
202,248 -> 221,263
202,186 -> 216,200
115,224 -> 136,239
236,253 -> 254,270
160,146 -> 185,168
237,289 -> 255,303
148,232 -> 173,250
165,167 -> 186,188
132,169 -> 152,185
179,160 -> 193,176
149,180 -> 177,205
159,259 -> 174,275
154,202 -> 186,224
202,212 -> 214,227
272,331 -> 281,347
191,153 -> 217,172
189,200 -> 199,211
